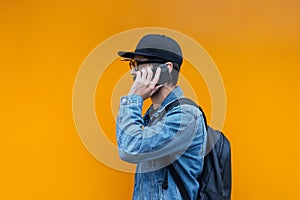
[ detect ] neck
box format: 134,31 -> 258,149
151,84 -> 176,110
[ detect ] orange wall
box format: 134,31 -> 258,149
1,0 -> 300,199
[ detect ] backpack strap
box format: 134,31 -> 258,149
159,98 -> 206,200
169,164 -> 190,200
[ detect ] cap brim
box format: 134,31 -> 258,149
118,51 -> 154,59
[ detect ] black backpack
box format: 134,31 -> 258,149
159,98 -> 232,200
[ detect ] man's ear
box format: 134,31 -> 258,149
166,62 -> 173,73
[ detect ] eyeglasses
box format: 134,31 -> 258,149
121,59 -> 165,71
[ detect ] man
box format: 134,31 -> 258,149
116,34 -> 207,200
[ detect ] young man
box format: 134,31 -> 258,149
116,34 -> 207,200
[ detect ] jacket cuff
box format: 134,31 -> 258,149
120,95 -> 143,105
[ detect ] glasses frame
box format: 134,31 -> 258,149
121,58 -> 166,71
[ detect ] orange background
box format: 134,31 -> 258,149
1,0 -> 300,199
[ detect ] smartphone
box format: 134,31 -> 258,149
151,64 -> 172,85
132,64 -> 173,85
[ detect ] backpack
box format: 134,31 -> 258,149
159,98 -> 232,200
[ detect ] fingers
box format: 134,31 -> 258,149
141,69 -> 147,80
135,71 -> 141,81
151,67 -> 161,85
136,68 -> 155,82
146,68 -> 153,82
134,66 -> 161,86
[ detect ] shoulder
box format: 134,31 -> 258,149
163,100 -> 204,124
165,98 -> 203,117
180,103 -> 203,117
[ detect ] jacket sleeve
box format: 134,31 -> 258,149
116,95 -> 205,163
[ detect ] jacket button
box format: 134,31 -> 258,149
121,98 -> 128,104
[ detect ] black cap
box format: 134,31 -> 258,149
118,34 -> 183,66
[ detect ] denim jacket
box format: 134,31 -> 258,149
116,86 -> 207,200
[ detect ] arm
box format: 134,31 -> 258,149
116,95 -> 202,163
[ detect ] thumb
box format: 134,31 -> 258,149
150,84 -> 163,96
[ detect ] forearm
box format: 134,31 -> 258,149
116,95 -> 145,162
117,97 -> 200,163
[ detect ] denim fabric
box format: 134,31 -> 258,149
116,86 -> 207,200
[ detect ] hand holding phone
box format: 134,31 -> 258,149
128,63 -> 172,99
